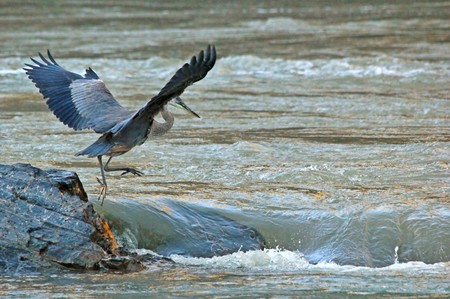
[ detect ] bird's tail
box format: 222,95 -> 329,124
76,134 -> 114,157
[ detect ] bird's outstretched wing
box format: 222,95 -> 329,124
132,45 -> 216,121
24,51 -> 131,133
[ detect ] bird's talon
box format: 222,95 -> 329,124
96,177 -> 107,205
120,168 -> 143,176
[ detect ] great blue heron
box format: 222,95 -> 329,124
24,45 -> 216,204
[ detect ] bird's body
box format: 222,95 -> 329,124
24,45 -> 216,203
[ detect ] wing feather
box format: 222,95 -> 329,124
133,45 -> 216,121
24,51 -> 130,133
25,46 -> 216,138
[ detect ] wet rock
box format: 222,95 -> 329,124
0,163 -> 161,274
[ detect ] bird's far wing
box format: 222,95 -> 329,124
24,51 -> 131,133
133,45 -> 216,121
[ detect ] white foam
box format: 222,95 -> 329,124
171,248 -> 310,271
218,55 -> 439,79
131,248 -> 163,257
0,69 -> 24,75
170,248 -> 450,275
244,17 -> 312,32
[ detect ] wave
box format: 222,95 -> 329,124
2,53 -> 445,84
171,248 -> 309,270
171,248 -> 450,275
0,69 -> 24,75
102,198 -> 265,258
243,17 -> 314,32
218,55 -> 444,78
98,197 -> 450,268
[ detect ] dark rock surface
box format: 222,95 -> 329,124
0,163 -> 163,274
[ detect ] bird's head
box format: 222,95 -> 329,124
169,96 -> 201,118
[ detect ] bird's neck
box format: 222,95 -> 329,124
150,105 -> 174,136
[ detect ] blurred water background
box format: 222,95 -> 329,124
0,0 -> 449,297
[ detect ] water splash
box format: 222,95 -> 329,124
170,247 -> 450,277
171,248 -> 309,271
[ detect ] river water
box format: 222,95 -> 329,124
1,0 -> 449,297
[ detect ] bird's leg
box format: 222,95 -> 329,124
97,155 -> 107,205
104,156 -> 144,176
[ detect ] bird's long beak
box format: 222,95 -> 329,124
171,97 -> 201,118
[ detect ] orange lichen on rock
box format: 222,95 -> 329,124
98,218 -> 120,255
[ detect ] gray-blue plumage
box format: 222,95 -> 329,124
24,51 -> 131,134
24,45 -> 216,203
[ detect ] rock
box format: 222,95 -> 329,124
0,163 -> 162,274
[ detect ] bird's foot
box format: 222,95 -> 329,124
96,177 -> 107,205
120,168 -> 144,176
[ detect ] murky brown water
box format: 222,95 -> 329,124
1,0 -> 449,297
